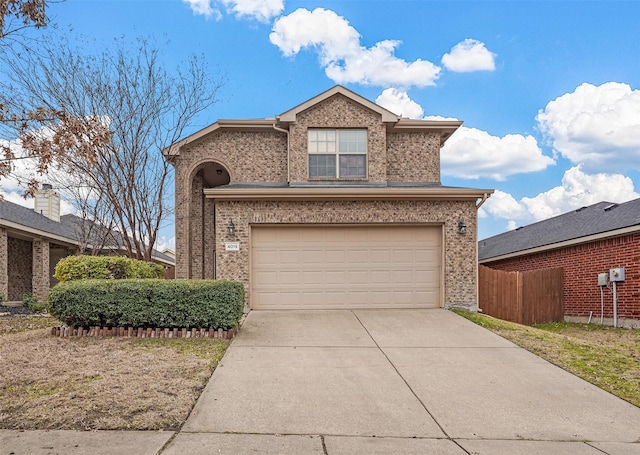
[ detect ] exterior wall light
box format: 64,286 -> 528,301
458,221 -> 467,235
227,220 -> 236,237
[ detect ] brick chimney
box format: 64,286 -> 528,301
34,183 -> 61,222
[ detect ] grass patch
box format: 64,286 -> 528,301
0,315 -> 60,335
454,310 -> 640,408
0,316 -> 230,430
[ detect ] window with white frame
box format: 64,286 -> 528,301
308,129 -> 367,178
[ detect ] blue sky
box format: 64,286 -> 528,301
2,0 -> 640,249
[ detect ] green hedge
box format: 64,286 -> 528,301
54,255 -> 165,282
48,279 -> 244,329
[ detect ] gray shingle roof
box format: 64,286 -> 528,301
0,199 -> 72,239
479,198 -> 640,261
0,200 -> 174,265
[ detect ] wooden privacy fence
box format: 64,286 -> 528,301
478,266 -> 564,325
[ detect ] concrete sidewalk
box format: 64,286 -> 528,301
2,309 -> 640,454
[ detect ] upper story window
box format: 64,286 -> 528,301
308,129 -> 367,178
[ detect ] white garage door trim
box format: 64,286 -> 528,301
250,224 -> 442,310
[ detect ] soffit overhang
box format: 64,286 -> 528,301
388,119 -> 463,145
204,186 -> 493,203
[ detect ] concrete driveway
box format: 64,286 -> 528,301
166,309 -> 640,454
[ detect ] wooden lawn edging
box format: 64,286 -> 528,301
51,325 -> 238,339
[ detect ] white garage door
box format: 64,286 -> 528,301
251,225 -> 441,310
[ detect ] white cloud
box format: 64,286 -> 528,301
220,0 -> 284,22
155,236 -> 176,253
483,166 -> 640,223
0,138 -> 80,215
1,190 -> 33,209
374,89 -> 553,180
441,126 -> 555,180
480,190 -> 527,220
536,82 -> 640,172
441,39 -> 496,73
269,8 -> 441,87
182,0 -> 221,19
375,88 -> 423,118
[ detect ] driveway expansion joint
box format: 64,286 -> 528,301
350,310 -> 451,440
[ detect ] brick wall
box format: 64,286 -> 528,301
213,199 -> 478,310
386,131 -> 440,182
8,236 -> 32,301
289,94 -> 387,183
0,229 -> 7,299
32,239 -> 50,301
173,130 -> 287,278
484,233 -> 640,322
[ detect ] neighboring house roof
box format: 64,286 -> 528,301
0,199 -> 75,243
0,200 -> 175,266
479,198 -> 640,262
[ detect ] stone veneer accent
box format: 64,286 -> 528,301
212,199 -> 478,309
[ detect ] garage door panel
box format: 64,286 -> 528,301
369,249 -> 390,263
325,271 -> 346,284
252,226 -> 441,309
325,249 -> 346,263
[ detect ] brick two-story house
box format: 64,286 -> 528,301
165,86 -> 492,310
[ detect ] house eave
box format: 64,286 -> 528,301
388,119 -> 463,145
479,224 -> 640,264
204,186 -> 493,202
162,119 -> 278,158
0,219 -> 79,247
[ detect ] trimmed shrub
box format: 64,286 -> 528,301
54,255 -> 165,282
48,279 -> 244,329
23,294 -> 48,313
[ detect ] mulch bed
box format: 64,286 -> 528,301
0,304 -> 34,317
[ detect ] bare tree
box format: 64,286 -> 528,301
1,34 -> 222,260
0,0 -> 106,196
47,172 -> 121,255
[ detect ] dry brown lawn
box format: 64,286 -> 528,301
0,315 -> 229,430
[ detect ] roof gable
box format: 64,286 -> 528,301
479,198 -> 640,261
278,85 -> 399,124
164,85 -> 464,157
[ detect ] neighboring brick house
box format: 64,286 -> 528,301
479,199 -> 640,327
165,85 -> 493,310
0,187 -> 175,302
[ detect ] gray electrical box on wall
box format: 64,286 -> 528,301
609,267 -> 625,282
598,273 -> 609,286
